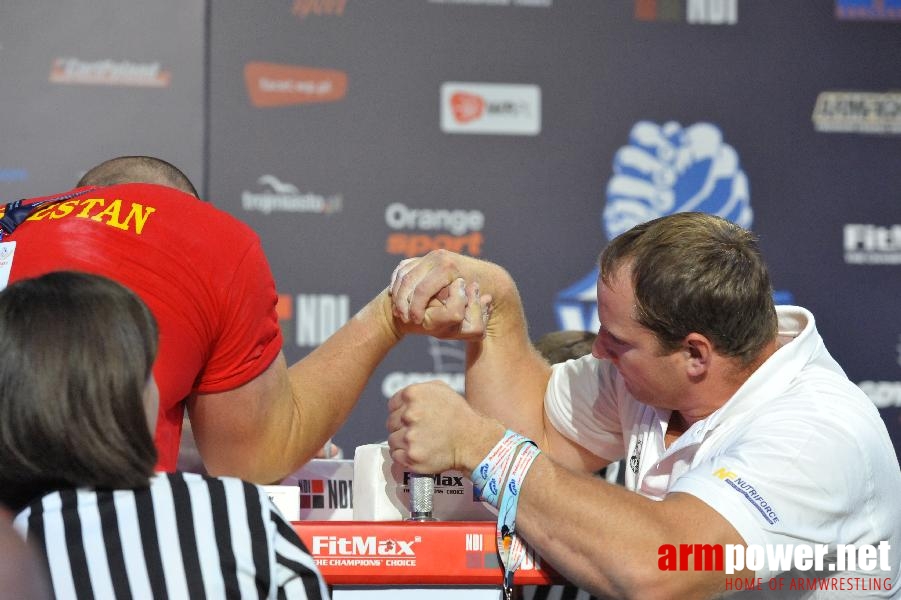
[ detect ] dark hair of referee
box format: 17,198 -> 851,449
0,271 -> 158,512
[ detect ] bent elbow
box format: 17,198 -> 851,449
615,569 -> 723,600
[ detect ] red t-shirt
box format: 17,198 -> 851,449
2,183 -> 283,471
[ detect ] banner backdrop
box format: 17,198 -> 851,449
2,0 -> 899,460
0,0 -> 205,199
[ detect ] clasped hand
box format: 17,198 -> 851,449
388,250 -> 492,340
385,251 -> 503,474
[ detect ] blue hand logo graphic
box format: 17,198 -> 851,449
604,120 -> 752,239
555,121 -> 761,332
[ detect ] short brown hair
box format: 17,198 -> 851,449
600,212 -> 777,365
0,272 -> 158,512
534,330 -> 597,365
77,155 -> 199,197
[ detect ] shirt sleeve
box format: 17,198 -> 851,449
544,354 -> 627,462
194,235 -> 284,394
667,410 -> 878,580
267,501 -> 331,600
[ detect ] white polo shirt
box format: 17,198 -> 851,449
545,306 -> 901,595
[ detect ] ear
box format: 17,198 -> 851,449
682,333 -> 713,377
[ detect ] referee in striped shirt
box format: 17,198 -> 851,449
0,272 -> 329,599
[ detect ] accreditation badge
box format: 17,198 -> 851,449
0,241 -> 16,290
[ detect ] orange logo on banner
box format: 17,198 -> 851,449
450,92 -> 485,123
276,294 -> 293,320
634,0 -> 662,21
245,62 -> 347,107
293,0 -> 347,18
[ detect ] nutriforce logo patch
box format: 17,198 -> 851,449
49,57 -> 171,87
440,82 -> 541,136
712,468 -> 780,525
245,62 -> 347,107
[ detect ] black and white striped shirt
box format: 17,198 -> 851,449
13,472 -> 329,599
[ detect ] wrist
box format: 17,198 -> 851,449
470,428 -> 541,512
459,420 -> 507,474
372,287 -> 405,343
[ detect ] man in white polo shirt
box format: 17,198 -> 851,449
384,212 -> 901,599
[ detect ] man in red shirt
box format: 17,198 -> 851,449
1,156 -> 484,483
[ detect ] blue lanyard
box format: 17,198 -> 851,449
0,188 -> 96,241
472,430 -> 542,599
